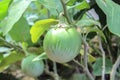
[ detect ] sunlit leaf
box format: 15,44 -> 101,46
80,49 -> 96,63
0,0 -> 32,35
0,51 -> 25,72
0,54 -> 3,63
0,0 -> 11,20
67,0 -> 76,6
96,0 -> 120,36
68,0 -> 90,10
30,19 -> 58,43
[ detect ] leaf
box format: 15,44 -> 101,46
30,19 -> 58,43
33,52 -> 48,61
88,54 -> 96,63
0,51 -> 25,72
0,54 -> 3,63
9,17 -> 31,42
92,58 -> 112,76
87,27 -> 106,42
80,26 -> 106,42
70,73 -> 89,80
67,0 -> 76,6
80,49 -> 96,63
96,0 -> 120,36
0,0 -> 32,35
0,0 -> 11,20
38,0 -> 62,16
68,0 -> 90,10
0,47 -> 11,53
76,19 -> 101,28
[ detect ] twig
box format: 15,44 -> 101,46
60,0 -> 72,24
110,55 -> 120,80
44,60 -> 55,78
45,60 -> 59,80
73,59 -> 95,80
73,59 -> 84,69
0,37 -> 22,52
83,38 -> 95,80
53,62 -> 59,80
98,35 -> 106,80
107,45 -> 113,62
102,25 -> 107,31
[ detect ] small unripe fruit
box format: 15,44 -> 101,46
21,54 -> 44,77
43,26 -> 81,63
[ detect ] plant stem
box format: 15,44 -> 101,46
53,62 -> 59,80
73,59 -> 84,69
110,55 -> 120,80
107,45 -> 113,62
83,38 -> 95,80
73,59 -> 95,80
45,60 -> 59,80
98,35 -> 106,80
60,0 -> 72,24
45,60 -> 55,78
0,37 -> 22,52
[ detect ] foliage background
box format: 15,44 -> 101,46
0,0 -> 120,80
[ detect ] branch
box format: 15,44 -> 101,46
0,37 -> 22,52
53,62 -> 59,80
98,35 -> 106,80
83,38 -> 95,80
110,55 -> 120,80
60,0 -> 72,24
45,60 -> 60,80
73,59 -> 84,69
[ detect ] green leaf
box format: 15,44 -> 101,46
67,0 -> 76,6
68,0 -> 90,10
0,0 -> 11,20
38,0 -> 62,16
9,17 -> 31,42
80,26 -> 106,42
87,27 -> 106,41
33,52 -> 48,61
80,49 -> 96,63
30,19 -> 58,43
0,51 -> 25,72
88,54 -> 96,63
76,19 -> 101,28
0,47 -> 11,53
96,0 -> 120,36
70,73 -> 89,80
0,0 -> 32,35
92,58 -> 112,76
0,54 -> 3,63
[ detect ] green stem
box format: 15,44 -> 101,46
110,55 -> 120,80
0,37 -> 22,52
83,38 -> 94,80
53,62 -> 59,80
60,0 -> 72,24
73,59 -> 84,69
98,35 -> 105,80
